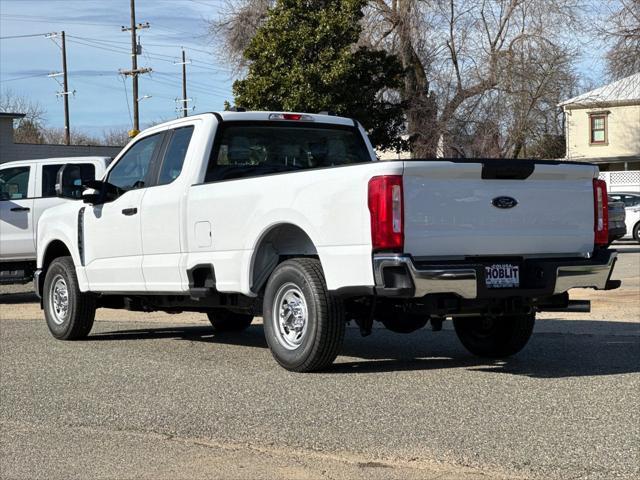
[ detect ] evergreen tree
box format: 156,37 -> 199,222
233,0 -> 406,150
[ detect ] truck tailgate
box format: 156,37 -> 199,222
402,160 -> 597,258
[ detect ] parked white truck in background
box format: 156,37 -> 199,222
0,157 -> 109,284
34,112 -> 619,371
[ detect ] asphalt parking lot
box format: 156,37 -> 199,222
1,242 -> 638,480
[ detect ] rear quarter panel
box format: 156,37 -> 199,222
186,161 -> 404,294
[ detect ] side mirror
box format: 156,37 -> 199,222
82,179 -> 124,205
82,188 -> 101,205
55,164 -> 85,199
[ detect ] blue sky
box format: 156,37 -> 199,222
1,0 -> 606,139
0,0 -> 233,136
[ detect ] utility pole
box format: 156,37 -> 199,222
174,48 -> 192,117
46,31 -> 75,145
120,0 -> 151,137
61,31 -> 70,145
181,49 -> 188,118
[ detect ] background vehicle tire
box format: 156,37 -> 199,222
379,315 -> 428,333
453,313 -> 535,358
634,223 -> 640,243
206,310 -> 254,332
43,256 -> 96,340
263,258 -> 345,372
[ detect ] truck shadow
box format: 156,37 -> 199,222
0,292 -> 38,304
89,319 -> 640,379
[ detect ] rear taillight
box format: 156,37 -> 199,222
593,178 -> 609,246
368,175 -> 403,252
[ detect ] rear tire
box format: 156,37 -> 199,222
263,258 -> 345,372
43,256 -> 96,340
206,310 -> 254,332
633,223 -> 640,243
453,313 -> 534,358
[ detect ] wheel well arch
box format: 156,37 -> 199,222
250,223 -> 318,294
42,240 -> 73,270
37,240 -> 73,295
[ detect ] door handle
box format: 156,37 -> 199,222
121,207 -> 138,216
10,207 -> 30,212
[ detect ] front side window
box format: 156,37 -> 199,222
0,166 -> 30,200
107,133 -> 163,190
157,126 -> 194,185
42,163 -> 95,197
205,123 -> 371,182
590,115 -> 607,144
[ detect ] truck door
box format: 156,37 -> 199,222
0,165 -> 35,260
140,125 -> 195,291
83,133 -> 165,291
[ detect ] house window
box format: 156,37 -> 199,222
590,114 -> 607,144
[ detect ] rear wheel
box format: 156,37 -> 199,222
206,310 -> 254,332
263,258 -> 345,372
453,313 -> 534,358
633,223 -> 640,243
43,256 -> 96,340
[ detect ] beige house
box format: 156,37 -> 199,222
560,73 -> 640,171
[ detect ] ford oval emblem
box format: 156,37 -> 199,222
492,196 -> 518,209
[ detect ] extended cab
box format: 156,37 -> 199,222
0,157 -> 109,284
35,112 -> 619,371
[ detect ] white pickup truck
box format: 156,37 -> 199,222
34,112 -> 619,372
0,157 -> 109,284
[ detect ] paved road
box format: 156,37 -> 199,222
1,243 -> 638,479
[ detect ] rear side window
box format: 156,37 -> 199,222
205,123 -> 371,182
0,166 -> 30,200
623,195 -> 640,207
42,163 -> 95,197
107,133 -> 164,190
157,126 -> 194,185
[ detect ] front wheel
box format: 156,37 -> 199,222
263,258 -> 345,372
453,313 -> 535,358
43,256 -> 96,340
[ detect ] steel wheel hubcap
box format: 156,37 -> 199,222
273,283 -> 308,350
49,275 -> 69,325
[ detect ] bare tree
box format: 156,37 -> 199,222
208,0 -> 273,73
101,128 -> 131,147
0,90 -> 47,143
208,0 -> 582,157
596,0 -> 640,79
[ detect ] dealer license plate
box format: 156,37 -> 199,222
485,264 -> 520,289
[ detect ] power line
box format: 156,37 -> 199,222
0,73 -> 47,83
0,32 -> 50,40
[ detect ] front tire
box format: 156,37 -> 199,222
263,258 -> 345,372
43,256 -> 96,340
206,310 -> 254,332
453,313 -> 534,358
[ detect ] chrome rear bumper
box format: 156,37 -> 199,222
373,250 -> 618,299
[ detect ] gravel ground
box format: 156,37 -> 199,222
0,242 -> 638,479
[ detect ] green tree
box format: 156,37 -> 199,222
233,0 -> 406,150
